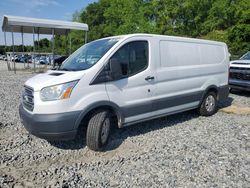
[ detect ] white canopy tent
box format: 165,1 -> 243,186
2,15 -> 88,35
2,15 -> 89,73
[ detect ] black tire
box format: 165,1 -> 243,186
86,110 -> 111,151
229,87 -> 234,93
198,92 -> 218,116
230,88 -> 238,94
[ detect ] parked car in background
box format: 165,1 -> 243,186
54,55 -> 68,66
17,55 -> 22,62
19,56 -> 26,63
11,55 -> 19,62
229,51 -> 250,91
0,55 -> 7,61
2,55 -> 7,61
34,56 -> 40,64
39,56 -> 49,65
19,55 -> 31,63
34,56 -> 49,65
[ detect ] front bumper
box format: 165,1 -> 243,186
229,79 -> 250,91
19,104 -> 81,140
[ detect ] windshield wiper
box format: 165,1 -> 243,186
59,68 -> 72,71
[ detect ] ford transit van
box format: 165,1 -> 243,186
19,34 -> 229,151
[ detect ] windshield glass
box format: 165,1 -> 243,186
240,52 -> 250,60
59,38 -> 120,71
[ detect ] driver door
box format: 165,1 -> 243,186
105,39 -> 155,124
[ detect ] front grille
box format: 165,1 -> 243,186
229,68 -> 250,81
22,86 -> 34,111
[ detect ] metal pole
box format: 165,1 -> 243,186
37,28 -> 40,70
66,30 -> 68,55
21,26 -> 25,68
85,31 -> 88,44
52,28 -> 55,68
37,27 -> 40,51
69,31 -> 72,54
11,27 -> 16,74
4,31 -> 10,71
33,27 -> 36,72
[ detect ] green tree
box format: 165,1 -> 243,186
12,0 -> 250,56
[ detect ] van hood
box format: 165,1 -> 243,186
25,70 -> 85,91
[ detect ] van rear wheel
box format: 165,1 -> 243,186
86,110 -> 111,151
198,92 -> 218,116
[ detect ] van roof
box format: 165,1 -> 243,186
101,33 -> 226,46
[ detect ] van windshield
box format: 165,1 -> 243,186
59,38 -> 120,71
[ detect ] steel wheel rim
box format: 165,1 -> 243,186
205,95 -> 215,112
101,119 -> 110,144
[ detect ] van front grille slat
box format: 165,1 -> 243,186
230,67 -> 250,71
229,68 -> 250,81
22,86 -> 34,111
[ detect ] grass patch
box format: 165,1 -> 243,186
220,105 -> 250,115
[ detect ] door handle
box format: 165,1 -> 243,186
145,76 -> 155,81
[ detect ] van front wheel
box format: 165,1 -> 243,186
86,110 -> 111,151
198,92 -> 218,116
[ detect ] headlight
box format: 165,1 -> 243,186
40,80 -> 79,101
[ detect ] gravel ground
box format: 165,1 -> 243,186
0,66 -> 250,187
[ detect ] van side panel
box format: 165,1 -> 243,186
152,39 -> 228,115
160,41 -> 226,67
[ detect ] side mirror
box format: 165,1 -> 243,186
109,58 -> 123,80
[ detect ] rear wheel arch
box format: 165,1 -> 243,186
200,85 -> 219,105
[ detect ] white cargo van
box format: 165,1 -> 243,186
19,34 -> 229,151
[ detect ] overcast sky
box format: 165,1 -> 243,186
0,0 -> 96,45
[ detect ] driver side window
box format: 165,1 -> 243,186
111,43 -> 129,76
110,41 -> 149,78
91,41 -> 149,85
